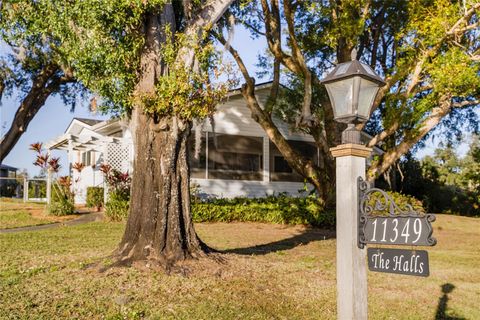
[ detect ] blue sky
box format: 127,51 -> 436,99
0,25 -> 476,176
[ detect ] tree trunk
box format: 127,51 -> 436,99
116,7 -> 207,267
240,82 -> 333,205
118,111 -> 205,266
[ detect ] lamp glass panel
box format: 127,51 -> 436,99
325,77 -> 354,119
357,78 -> 380,119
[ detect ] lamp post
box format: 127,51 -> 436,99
321,50 -> 385,320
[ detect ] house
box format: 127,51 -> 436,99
0,164 -> 17,179
46,83 -> 378,203
0,164 -> 19,197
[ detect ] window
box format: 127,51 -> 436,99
207,133 -> 263,181
82,151 -> 94,166
270,140 -> 319,182
187,133 -> 207,179
273,156 -> 292,173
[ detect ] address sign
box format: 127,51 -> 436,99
367,248 -> 429,277
357,177 -> 437,249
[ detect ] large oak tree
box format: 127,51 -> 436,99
1,0 -> 234,267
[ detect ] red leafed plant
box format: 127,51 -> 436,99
99,163 -> 111,175
72,162 -> 85,172
58,176 -> 72,188
100,163 -> 131,197
48,157 -> 61,172
30,143 -> 61,173
29,142 -> 43,153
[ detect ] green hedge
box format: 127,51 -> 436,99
86,187 -> 104,211
191,194 -> 335,228
105,191 -> 129,221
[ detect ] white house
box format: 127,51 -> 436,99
47,83 -> 378,203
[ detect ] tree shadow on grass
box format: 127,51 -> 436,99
222,228 -> 335,256
435,283 -> 465,320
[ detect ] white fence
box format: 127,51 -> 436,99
0,177 -> 49,202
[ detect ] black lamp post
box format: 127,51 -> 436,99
321,50 -> 385,144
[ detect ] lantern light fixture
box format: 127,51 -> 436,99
321,50 -> 385,144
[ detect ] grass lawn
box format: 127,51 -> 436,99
0,214 -> 478,319
0,198 -> 82,229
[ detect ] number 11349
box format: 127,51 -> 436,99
363,216 -> 435,246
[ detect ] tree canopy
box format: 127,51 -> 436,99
221,0 -> 479,190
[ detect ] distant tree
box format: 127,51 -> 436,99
459,136 -> 480,193
390,138 -> 480,215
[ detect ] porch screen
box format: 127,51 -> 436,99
208,133 -> 263,181
187,134 -> 207,179
270,140 -> 319,182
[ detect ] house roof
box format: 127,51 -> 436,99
73,118 -> 104,126
0,164 -> 17,171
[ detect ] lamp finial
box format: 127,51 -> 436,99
351,48 -> 357,61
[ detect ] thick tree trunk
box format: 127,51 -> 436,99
116,7 -> 208,267
118,111 -> 205,266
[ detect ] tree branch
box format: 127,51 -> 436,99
216,31 -> 332,203
178,0 -> 235,68
452,99 -> 479,108
0,64 -> 74,161
367,94 -> 454,180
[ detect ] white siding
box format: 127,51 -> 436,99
71,149 -> 106,204
203,96 -> 266,137
73,166 -> 104,204
203,89 -> 315,142
192,178 -> 314,199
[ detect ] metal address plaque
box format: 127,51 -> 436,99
367,248 -> 429,277
358,177 -> 437,248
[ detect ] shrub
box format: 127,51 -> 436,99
28,180 -> 47,199
86,187 -> 104,211
365,191 -> 425,215
191,193 -> 335,228
49,182 -> 75,216
0,181 -> 18,197
105,191 -> 129,221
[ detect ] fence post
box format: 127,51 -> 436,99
23,177 -> 28,203
46,170 -> 52,205
103,181 -> 108,207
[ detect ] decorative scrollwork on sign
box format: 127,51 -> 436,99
359,178 -> 418,217
357,177 -> 437,248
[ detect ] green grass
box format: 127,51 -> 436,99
0,199 -> 52,229
0,209 -> 55,229
0,198 -> 81,229
0,215 -> 479,319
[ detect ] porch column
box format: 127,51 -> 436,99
46,169 -> 52,205
205,131 -> 209,180
23,177 -> 28,203
103,143 -> 109,205
263,137 -> 270,182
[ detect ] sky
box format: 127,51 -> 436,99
0,24 -> 476,177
